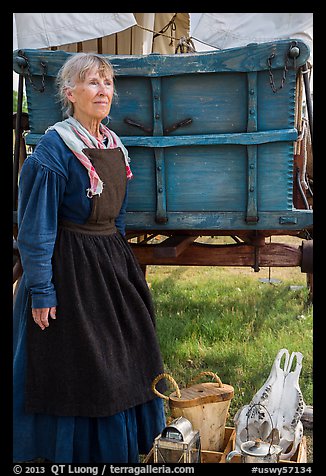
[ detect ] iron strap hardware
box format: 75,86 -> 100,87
267,41 -> 300,93
164,118 -> 192,134
124,118 -> 152,134
124,117 -> 193,135
17,50 -> 47,93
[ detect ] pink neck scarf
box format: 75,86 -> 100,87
47,116 -> 133,197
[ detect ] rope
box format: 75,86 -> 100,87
134,21 -> 221,52
135,13 -> 198,54
152,373 -> 181,400
175,36 -> 196,54
152,371 -> 223,401
191,36 -> 221,50
135,13 -> 180,43
189,371 -> 222,387
153,12 -> 177,46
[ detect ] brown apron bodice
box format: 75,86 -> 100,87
60,147 -> 127,235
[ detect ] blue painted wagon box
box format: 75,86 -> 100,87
13,39 -> 312,234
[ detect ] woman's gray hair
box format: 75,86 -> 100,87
56,52 -> 116,118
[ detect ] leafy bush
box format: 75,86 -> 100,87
13,90 -> 28,113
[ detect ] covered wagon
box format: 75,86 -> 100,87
13,13 -> 313,291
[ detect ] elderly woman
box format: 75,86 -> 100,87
13,53 -> 166,463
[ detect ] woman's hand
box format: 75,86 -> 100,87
32,307 -> 57,330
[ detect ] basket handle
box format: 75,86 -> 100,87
189,371 -> 222,387
152,373 -> 181,400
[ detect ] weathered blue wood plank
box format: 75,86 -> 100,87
257,72 -> 296,132
17,46 -> 299,140
161,73 -> 248,135
14,39 -> 312,233
25,129 -> 298,147
246,146 -> 258,222
247,72 -> 258,132
164,146 -> 246,212
13,40 -> 310,77
245,72 -> 259,222
257,142 -> 294,211
125,210 -> 313,231
149,78 -> 168,222
127,143 -> 293,213
114,77 -> 153,135
21,69 -> 297,140
120,129 -> 298,146
154,148 -> 168,223
151,78 -> 163,136
127,147 -> 156,212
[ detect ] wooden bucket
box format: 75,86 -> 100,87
152,371 -> 234,452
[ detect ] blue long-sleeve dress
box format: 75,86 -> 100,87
13,129 -> 166,463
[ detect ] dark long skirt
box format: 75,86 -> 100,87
13,227 -> 166,462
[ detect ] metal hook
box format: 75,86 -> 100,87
17,50 -> 47,93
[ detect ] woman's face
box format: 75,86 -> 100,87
66,66 -> 114,122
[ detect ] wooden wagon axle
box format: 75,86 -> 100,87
129,234 -> 313,273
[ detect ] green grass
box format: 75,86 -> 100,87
147,264 -> 313,424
